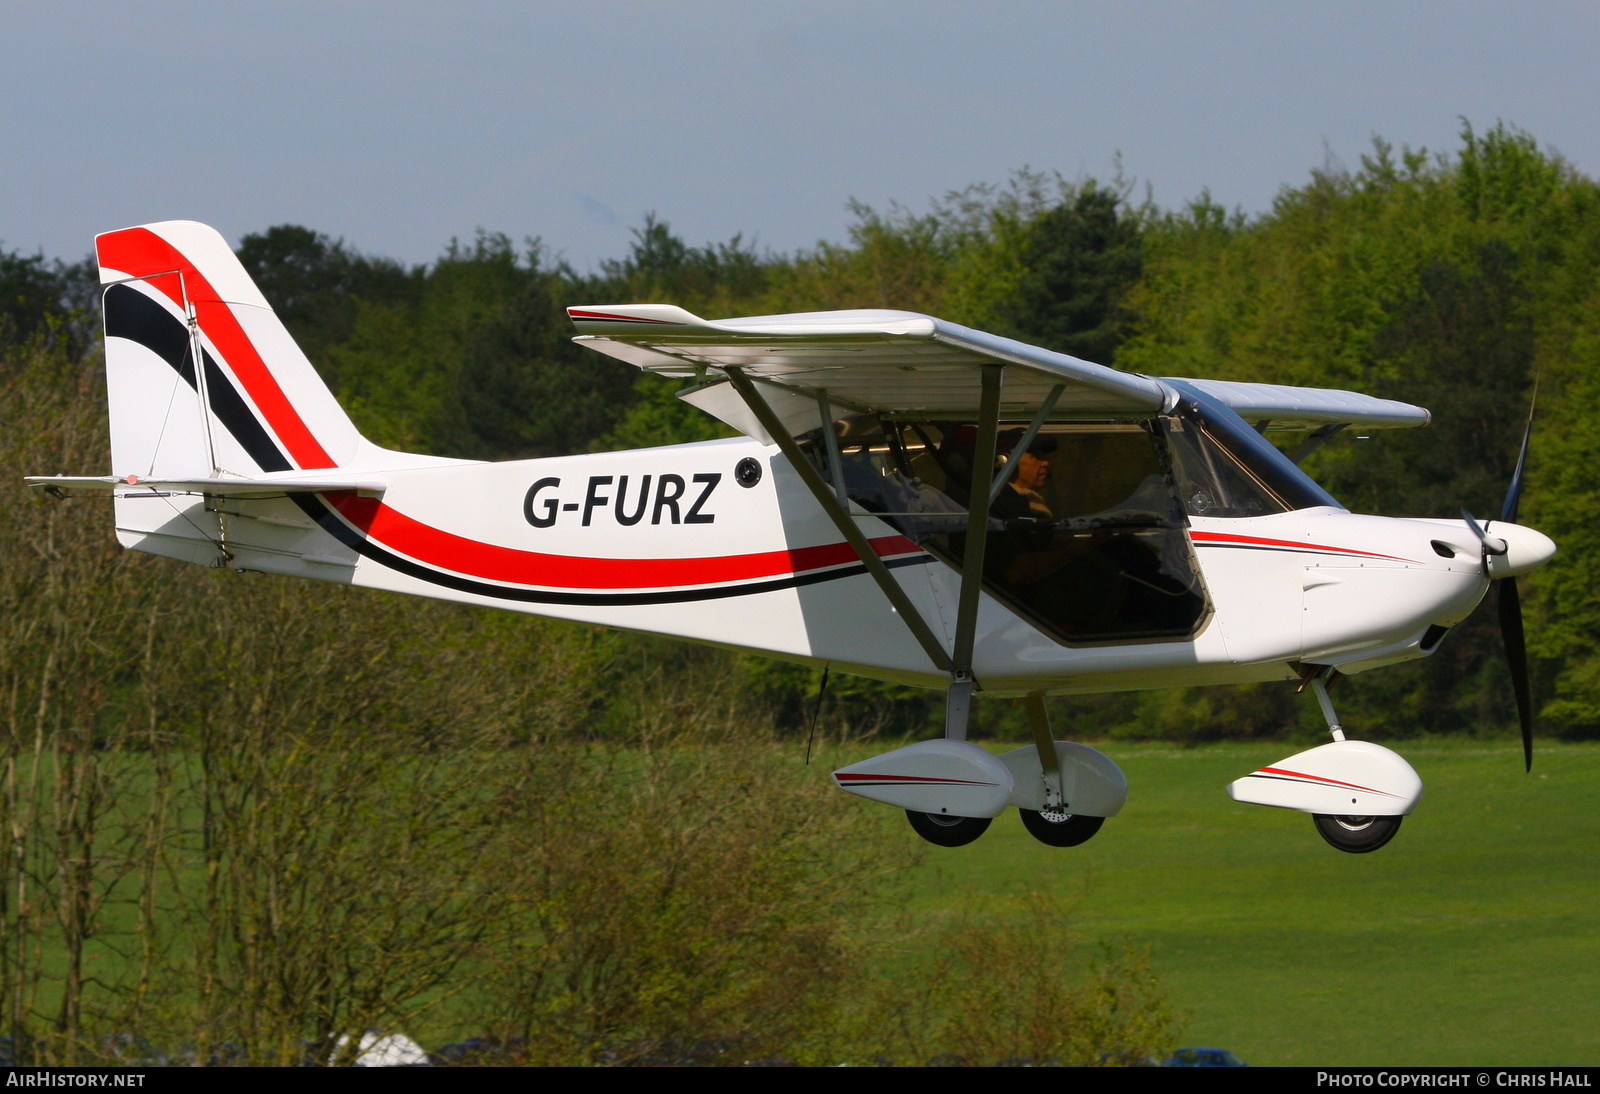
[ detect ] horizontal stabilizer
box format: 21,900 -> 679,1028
25,475 -> 385,498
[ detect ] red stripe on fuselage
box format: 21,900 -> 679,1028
1190,530 -> 1415,563
325,493 -> 920,590
96,227 -> 336,470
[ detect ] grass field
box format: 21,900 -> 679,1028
880,739 -> 1600,1067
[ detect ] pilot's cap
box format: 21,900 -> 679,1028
997,429 -> 1058,456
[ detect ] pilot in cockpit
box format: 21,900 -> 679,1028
990,431 -> 1057,523
987,430 -> 1127,633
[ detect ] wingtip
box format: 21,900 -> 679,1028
566,304 -> 706,332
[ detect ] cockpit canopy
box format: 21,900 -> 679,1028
794,392 -> 1339,646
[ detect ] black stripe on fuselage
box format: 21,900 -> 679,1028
289,492 -> 932,606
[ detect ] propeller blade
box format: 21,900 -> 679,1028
1461,508 -> 1507,557
1501,376 -> 1539,524
1470,375 -> 1539,771
1498,576 -> 1534,772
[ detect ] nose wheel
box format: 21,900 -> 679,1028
1313,813 -> 1402,854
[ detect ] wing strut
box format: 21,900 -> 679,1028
723,364 -> 1009,742
816,389 -> 849,507
722,367 -> 955,678
948,365 -> 1004,736
1289,423 -> 1346,464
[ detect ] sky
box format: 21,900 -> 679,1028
3,1 -> 1598,272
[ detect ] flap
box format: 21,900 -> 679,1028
678,380 -> 853,446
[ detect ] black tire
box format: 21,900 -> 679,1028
1313,813 -> 1403,854
905,810 -> 991,847
1019,809 -> 1105,847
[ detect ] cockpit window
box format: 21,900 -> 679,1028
796,416 -> 1210,645
1163,416 -> 1288,517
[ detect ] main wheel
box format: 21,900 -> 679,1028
1313,813 -> 1403,854
1019,808 -> 1105,847
905,810 -> 991,847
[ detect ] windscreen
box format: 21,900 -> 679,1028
1161,381 -> 1343,517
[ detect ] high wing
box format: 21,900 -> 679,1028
569,305 -> 1167,440
568,304 -> 1428,438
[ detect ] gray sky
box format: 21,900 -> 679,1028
3,1 -> 1598,271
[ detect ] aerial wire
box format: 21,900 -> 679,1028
805,665 -> 830,766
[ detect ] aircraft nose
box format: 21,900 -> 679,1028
1485,522 -> 1557,579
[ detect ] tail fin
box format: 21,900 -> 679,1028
96,220 -> 368,478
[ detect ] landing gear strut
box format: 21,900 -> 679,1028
1305,671 -> 1406,854
1228,666 -> 1420,854
1016,692 -> 1111,848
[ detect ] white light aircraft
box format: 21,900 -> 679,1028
29,221 -> 1557,854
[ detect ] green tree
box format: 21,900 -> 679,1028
992,184 -> 1144,364
236,225 -> 418,375
452,266 -> 638,459
0,246 -> 96,357
319,232 -> 535,454
583,216 -> 767,451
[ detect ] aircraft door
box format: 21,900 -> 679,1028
797,416 -> 1211,646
